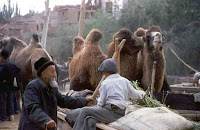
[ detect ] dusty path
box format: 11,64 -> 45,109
0,83 -> 70,130
0,114 -> 20,130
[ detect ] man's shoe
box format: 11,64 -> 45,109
9,115 -> 14,121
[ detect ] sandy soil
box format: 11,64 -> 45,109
0,83 -> 70,130
0,114 -> 20,130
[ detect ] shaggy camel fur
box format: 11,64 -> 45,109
72,36 -> 84,56
136,26 -> 170,93
107,28 -> 143,81
69,29 -> 107,91
69,36 -> 85,81
0,35 -> 52,92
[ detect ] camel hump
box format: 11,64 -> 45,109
73,36 -> 84,45
73,36 -> 84,55
10,37 -> 27,47
134,28 -> 147,38
85,29 -> 103,44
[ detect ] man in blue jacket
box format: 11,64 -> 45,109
0,50 -> 20,121
18,57 -> 93,130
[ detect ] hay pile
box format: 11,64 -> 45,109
131,81 -> 165,107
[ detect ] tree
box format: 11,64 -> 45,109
14,2 -> 20,16
0,0 -> 15,23
83,10 -> 120,52
7,0 -> 14,18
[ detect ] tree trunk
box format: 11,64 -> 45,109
78,0 -> 85,37
41,0 -> 50,49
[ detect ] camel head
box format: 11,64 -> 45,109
114,28 -> 143,55
144,25 -> 164,51
0,37 -> 27,53
30,33 -> 40,45
0,37 -> 12,53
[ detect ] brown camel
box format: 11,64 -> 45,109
136,26 -> 170,93
107,28 -> 143,81
69,29 -> 107,91
69,36 -> 85,81
0,34 -> 52,92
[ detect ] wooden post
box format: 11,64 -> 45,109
78,0 -> 85,37
41,0 -> 50,49
151,61 -> 157,94
91,39 -> 126,100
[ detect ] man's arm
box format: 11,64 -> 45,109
0,65 -> 9,82
127,80 -> 145,100
55,88 -> 87,109
23,83 -> 52,129
97,83 -> 107,107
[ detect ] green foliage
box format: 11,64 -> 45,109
119,0 -> 168,31
83,10 -> 120,52
118,0 -> 200,76
18,0 -> 197,76
14,3 -> 20,16
45,0 -> 200,75
0,0 -> 19,23
46,23 -> 79,63
131,81 -> 165,107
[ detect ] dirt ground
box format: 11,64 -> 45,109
0,114 -> 20,130
0,83 -> 70,130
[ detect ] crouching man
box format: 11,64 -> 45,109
65,58 -> 146,130
18,57 -> 93,130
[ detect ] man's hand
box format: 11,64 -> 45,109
85,95 -> 95,105
45,120 -> 57,130
141,91 -> 146,99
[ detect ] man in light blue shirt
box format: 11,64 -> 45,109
65,58 -> 146,130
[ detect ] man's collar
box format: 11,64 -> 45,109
37,77 -> 56,96
36,77 -> 47,89
106,73 -> 120,79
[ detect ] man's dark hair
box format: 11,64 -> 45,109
32,33 -> 40,43
0,50 -> 10,59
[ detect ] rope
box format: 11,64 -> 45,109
162,90 -> 169,104
167,44 -> 199,73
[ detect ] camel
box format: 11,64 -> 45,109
136,26 -> 170,93
69,29 -> 107,91
0,34 -> 52,93
107,28 -> 143,81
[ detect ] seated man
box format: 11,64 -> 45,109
18,57 -> 93,130
65,58 -> 146,130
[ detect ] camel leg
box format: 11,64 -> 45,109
15,90 -> 21,112
162,72 -> 171,92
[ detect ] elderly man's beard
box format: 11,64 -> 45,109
47,78 -> 59,88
